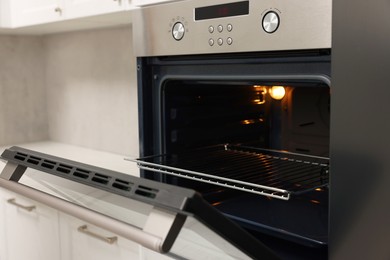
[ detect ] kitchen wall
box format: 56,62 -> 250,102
44,25 -> 138,156
0,35 -> 48,146
0,25 -> 138,157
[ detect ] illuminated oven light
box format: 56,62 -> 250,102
269,86 -> 286,100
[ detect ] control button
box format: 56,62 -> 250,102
217,38 -> 223,46
227,37 -> 233,45
262,11 -> 280,33
217,25 -> 223,33
208,26 -> 214,33
209,38 -> 215,46
227,24 -> 233,32
172,22 -> 185,40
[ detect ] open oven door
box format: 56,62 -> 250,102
0,146 -> 279,260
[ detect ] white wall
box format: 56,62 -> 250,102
43,25 -> 138,157
0,35 -> 49,146
0,26 -> 139,158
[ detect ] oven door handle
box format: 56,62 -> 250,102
0,173 -> 185,253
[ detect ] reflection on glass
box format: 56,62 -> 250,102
20,168 -> 253,259
169,216 -> 251,260
21,168 -> 153,229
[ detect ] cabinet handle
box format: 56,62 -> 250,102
78,225 -> 118,244
0,178 -> 165,253
7,198 -> 36,212
54,7 -> 62,15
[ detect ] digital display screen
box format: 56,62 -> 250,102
195,1 -> 249,21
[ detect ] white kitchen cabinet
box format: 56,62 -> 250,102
3,0 -> 131,31
0,0 -> 11,28
0,142 -> 143,260
59,213 -> 140,260
0,188 -> 7,260
132,0 -> 183,7
0,188 -> 61,260
9,0 -> 64,27
65,0 -> 127,20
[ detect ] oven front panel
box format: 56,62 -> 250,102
132,0 -> 332,57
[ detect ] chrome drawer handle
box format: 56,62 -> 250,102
78,225 -> 118,244
7,198 -> 36,212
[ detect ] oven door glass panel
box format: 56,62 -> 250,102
23,168 -> 255,259
169,216 -> 252,259
0,147 -> 278,260
22,170 -> 274,259
20,168 -> 153,228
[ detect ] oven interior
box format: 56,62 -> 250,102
138,78 -> 330,250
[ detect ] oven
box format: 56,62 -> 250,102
133,0 -> 332,259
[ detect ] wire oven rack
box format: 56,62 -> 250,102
129,144 -> 329,200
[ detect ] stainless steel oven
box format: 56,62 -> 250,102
133,0 -> 332,258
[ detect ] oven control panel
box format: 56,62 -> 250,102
133,0 -> 331,57
206,23 -> 234,47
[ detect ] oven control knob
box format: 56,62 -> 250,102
172,22 -> 185,41
262,11 -> 280,33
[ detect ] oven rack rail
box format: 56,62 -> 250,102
130,144 -> 329,201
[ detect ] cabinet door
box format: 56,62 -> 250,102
59,213 -> 140,260
65,0 -> 126,20
0,1 -> 12,28
2,190 -> 61,260
0,189 -> 7,260
132,0 -> 183,7
10,0 -> 64,27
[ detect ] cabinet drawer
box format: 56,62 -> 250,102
1,189 -> 61,260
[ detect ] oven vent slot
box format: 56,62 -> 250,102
135,185 -> 158,199
14,152 -> 28,161
131,144 -> 329,200
91,173 -> 111,184
9,151 -> 131,193
113,179 -> 133,191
